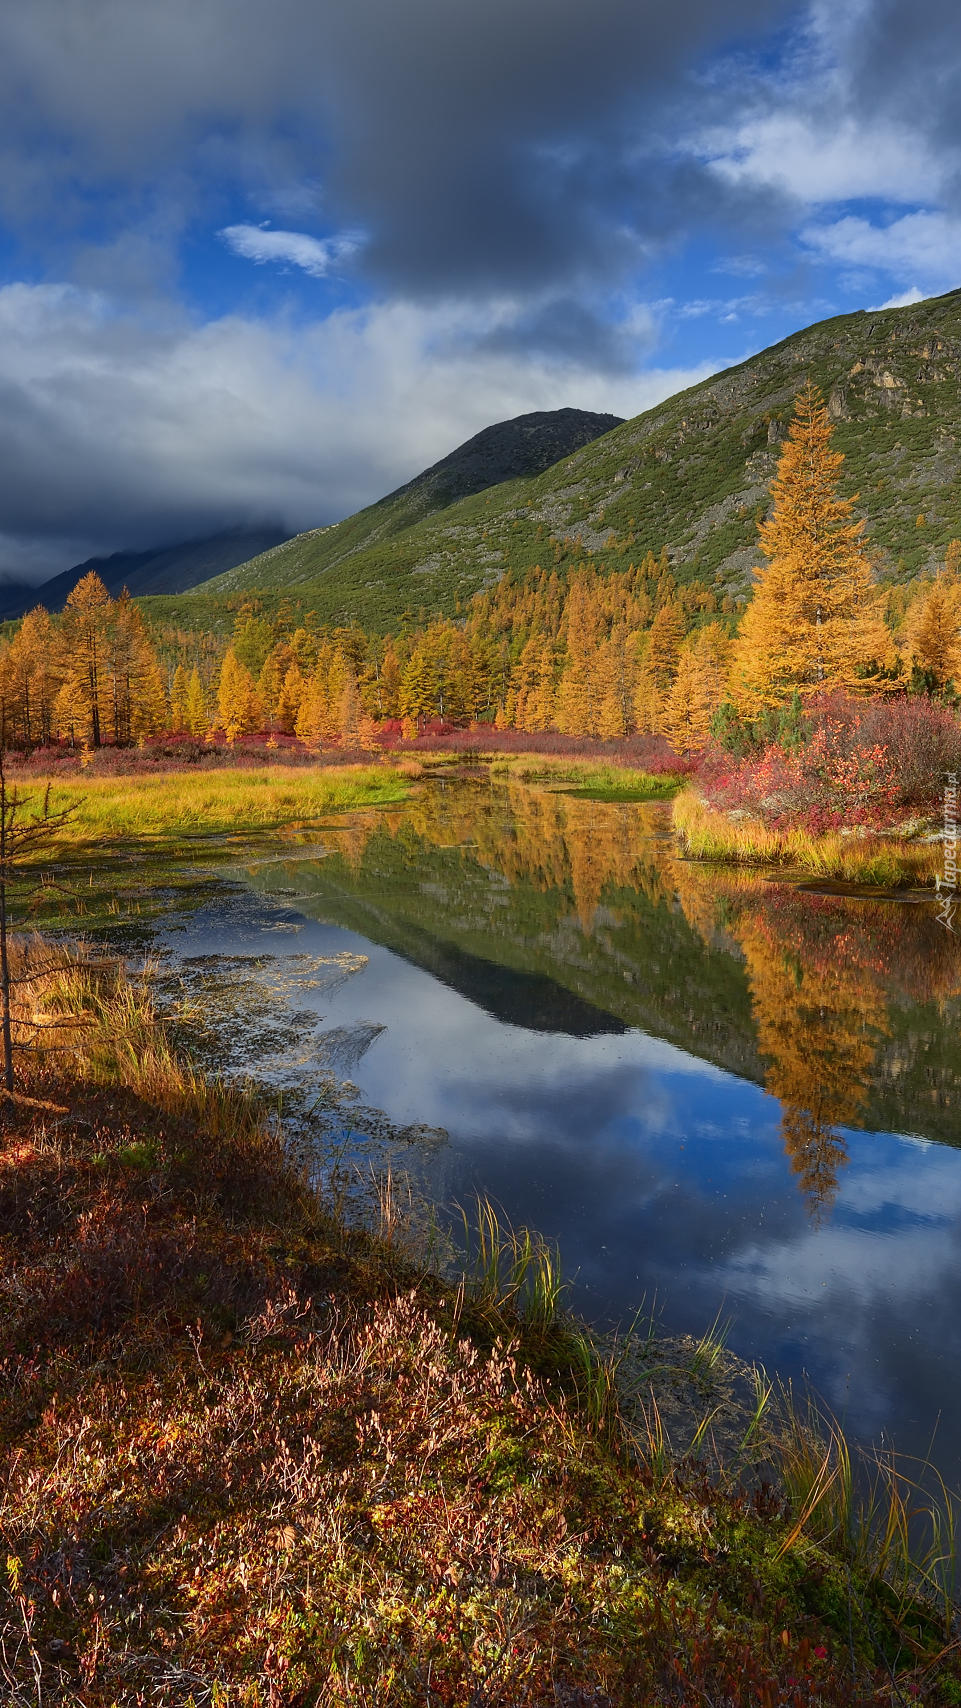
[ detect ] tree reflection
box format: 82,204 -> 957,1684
307,777 -> 961,1215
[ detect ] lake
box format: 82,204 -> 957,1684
145,772 -> 961,1484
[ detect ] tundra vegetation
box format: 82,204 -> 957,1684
2,940 -> 961,1705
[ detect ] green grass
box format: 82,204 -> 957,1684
673,791 -> 943,888
13,763 -> 410,853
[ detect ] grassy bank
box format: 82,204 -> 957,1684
11,764 -> 410,853
673,792 -> 943,888
2,948 -> 959,1704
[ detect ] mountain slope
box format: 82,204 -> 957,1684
152,289 -> 961,634
0,526 -> 293,621
174,409 -> 622,621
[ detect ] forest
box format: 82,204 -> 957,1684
3,387 -> 960,796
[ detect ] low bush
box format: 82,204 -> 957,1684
702,693 -> 961,832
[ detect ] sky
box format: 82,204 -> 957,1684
1,0 -> 960,583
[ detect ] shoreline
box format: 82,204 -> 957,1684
672,789 -> 944,890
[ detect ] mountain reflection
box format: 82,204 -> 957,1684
287,778 -> 961,1214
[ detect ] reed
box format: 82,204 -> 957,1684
770,1387 -> 960,1638
456,1194 -> 567,1337
673,791 -> 941,887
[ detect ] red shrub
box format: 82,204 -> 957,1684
702,693 -> 961,830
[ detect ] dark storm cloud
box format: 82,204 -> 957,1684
0,0 -> 801,299
837,0 -> 961,161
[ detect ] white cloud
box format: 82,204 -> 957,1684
704,113 -> 938,209
801,210 -> 961,291
869,285 -> 925,311
219,224 -> 363,278
0,279 -> 717,579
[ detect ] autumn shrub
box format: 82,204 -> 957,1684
701,693 -> 961,832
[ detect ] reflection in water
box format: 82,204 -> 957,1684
299,779 -> 961,1217
155,774 -> 961,1482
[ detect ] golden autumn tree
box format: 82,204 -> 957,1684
170,665 -> 190,731
55,572 -> 113,746
0,607 -> 61,748
663,622 -> 733,752
903,560 -> 961,693
733,384 -> 897,712
634,598 -> 684,733
107,593 -> 167,742
217,647 -> 260,742
556,575 -> 605,734
185,667 -> 207,736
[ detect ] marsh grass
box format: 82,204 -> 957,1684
13,764 -> 409,854
674,791 -> 942,887
488,757 -> 685,800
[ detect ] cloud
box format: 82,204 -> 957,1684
801,210 -> 961,290
219,224 -> 362,278
0,0 -> 799,300
869,285 -> 925,310
0,280 -> 716,580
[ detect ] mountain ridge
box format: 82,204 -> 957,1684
157,288 -> 961,634
0,526 -> 295,622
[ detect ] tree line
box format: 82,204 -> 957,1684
3,384 -> 959,752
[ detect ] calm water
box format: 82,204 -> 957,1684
156,776 -> 961,1482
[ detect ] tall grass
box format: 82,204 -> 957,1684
456,1195 -> 567,1337
772,1386 -> 960,1642
673,791 -> 941,887
15,764 -> 409,851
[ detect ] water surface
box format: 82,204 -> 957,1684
153,776 -> 961,1482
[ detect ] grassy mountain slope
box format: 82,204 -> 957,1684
142,289 -> 961,636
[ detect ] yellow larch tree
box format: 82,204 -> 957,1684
184,667 -> 207,736
0,607 -> 61,748
733,383 -> 898,712
664,622 -> 733,751
903,553 -> 961,692
218,647 -> 260,742
170,665 -> 190,731
634,598 -> 684,733
556,575 -> 605,734
56,571 -> 113,746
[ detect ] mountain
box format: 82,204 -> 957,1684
150,408 -> 622,628
146,289 -> 961,636
0,525 -> 294,621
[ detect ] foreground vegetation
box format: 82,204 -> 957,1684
1,944 -> 959,1704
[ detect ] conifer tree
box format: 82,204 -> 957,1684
170,665 -> 190,731
733,383 -> 897,711
277,664 -> 306,734
556,575 -> 604,734
257,650 -> 284,728
0,608 -> 60,748
634,598 -> 684,732
218,647 -> 259,742
185,667 -> 207,736
57,572 -> 112,746
904,568 -> 961,693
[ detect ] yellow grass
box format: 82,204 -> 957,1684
673,790 -> 942,887
10,764 -> 410,850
